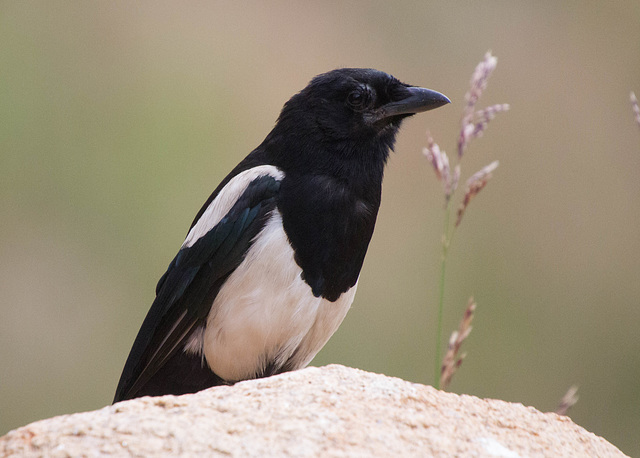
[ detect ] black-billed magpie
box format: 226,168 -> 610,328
113,68 -> 449,402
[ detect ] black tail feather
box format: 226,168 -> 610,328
114,350 -> 226,403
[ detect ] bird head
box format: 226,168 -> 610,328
264,68 -> 450,176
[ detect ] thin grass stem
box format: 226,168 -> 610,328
434,202 -> 451,389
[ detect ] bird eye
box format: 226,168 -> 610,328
346,85 -> 373,111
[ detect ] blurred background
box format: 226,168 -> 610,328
1,1 -> 639,454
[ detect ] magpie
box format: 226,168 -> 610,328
113,68 -> 449,403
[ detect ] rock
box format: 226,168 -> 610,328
0,365 -> 626,457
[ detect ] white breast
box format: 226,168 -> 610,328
201,210 -> 356,382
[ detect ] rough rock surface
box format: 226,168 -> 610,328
0,365 -> 626,457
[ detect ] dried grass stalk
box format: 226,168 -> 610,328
555,385 -> 579,416
631,92 -> 640,130
459,52 -> 499,158
455,160 -> 499,227
425,51 -> 507,389
440,297 -> 476,390
423,133 -> 458,202
460,103 -> 510,152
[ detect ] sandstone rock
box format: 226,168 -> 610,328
0,365 -> 626,457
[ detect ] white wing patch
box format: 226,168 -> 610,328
182,165 -> 285,249
199,210 -> 357,382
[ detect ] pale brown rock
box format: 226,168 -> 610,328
0,365 -> 626,457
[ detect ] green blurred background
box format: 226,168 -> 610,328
1,1 -> 639,454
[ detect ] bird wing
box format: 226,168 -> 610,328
113,170 -> 281,402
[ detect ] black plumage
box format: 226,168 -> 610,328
114,68 -> 449,402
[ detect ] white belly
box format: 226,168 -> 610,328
201,210 -> 357,381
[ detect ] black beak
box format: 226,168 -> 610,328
374,86 -> 450,122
